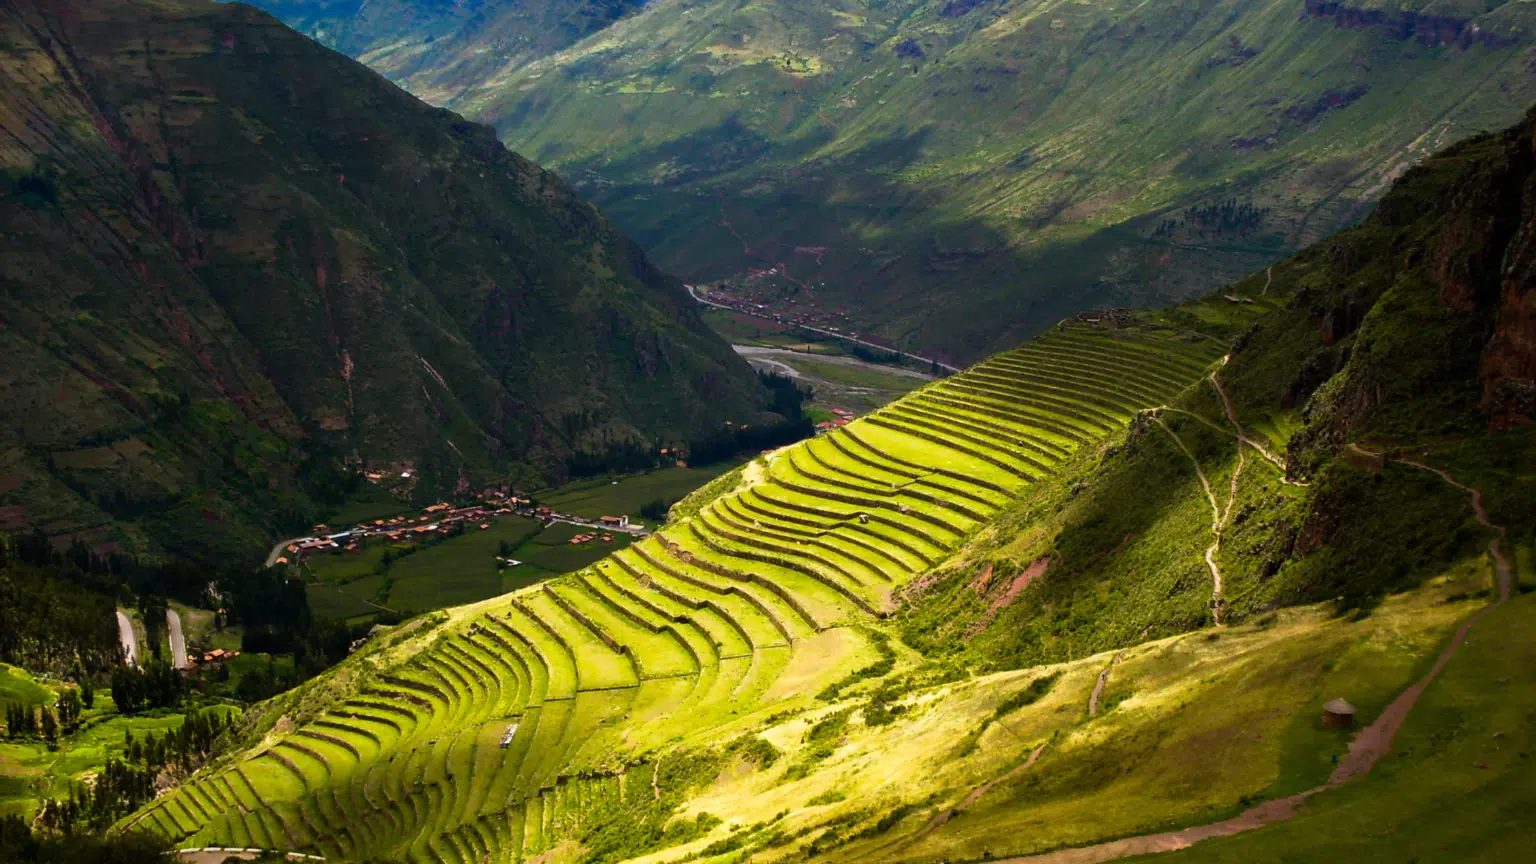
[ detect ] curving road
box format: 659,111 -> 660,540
732,345 -> 937,382
688,284 -> 962,373
116,609 -> 139,668
167,608 -> 188,669
265,536 -> 311,568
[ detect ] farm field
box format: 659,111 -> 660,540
536,462 -> 744,525
301,464 -> 751,620
303,512 -> 650,618
0,664 -> 243,821
124,321 -> 1243,860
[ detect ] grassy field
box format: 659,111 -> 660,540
537,462 -> 745,525
1134,589 -> 1536,863
772,355 -> 926,393
300,514 -> 641,616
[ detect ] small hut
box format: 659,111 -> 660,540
1322,698 -> 1357,729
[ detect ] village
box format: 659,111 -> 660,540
273,491 -> 649,567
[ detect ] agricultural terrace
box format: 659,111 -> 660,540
120,324 -> 1224,862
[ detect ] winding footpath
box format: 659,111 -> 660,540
992,448 -> 1513,864
1088,651 -> 1128,718
1152,417 -> 1228,624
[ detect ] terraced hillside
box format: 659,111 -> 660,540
119,323 -> 1224,861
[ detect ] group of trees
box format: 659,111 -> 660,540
108,663 -> 185,714
684,371 -> 813,466
124,707 -> 231,773
35,760 -> 156,834
0,814 -> 168,864
4,689 -> 88,743
31,708 -> 233,836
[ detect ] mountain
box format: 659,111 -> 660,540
251,0 -> 1536,365
120,107 -> 1533,861
0,0 -> 766,561
251,0 -> 647,103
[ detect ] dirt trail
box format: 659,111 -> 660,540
991,451 -> 1512,864
1152,417 -> 1226,624
1207,369 -> 1295,478
1261,266 -> 1272,296
1088,651 -> 1127,717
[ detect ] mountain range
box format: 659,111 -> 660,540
253,0 -> 1536,363
0,0 -> 766,559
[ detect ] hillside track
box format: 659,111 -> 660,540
1088,651 -> 1127,718
991,447 -> 1514,864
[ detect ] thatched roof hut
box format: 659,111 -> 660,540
1323,698 -> 1357,729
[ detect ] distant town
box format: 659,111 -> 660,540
274,491 -> 648,566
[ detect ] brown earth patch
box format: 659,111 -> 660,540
965,557 -> 1049,639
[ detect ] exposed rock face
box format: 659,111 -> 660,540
1270,107 -> 1536,474
1481,122 -> 1536,427
0,0 -> 763,556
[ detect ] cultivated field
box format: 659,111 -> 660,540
119,324 -> 1229,861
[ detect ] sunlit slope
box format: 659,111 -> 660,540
121,323 -> 1221,861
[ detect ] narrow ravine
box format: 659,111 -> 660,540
990,452 -> 1514,864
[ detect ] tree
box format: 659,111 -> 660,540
56,689 -> 81,728
39,706 -> 57,742
80,679 -> 94,709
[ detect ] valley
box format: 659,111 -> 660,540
265,0 -> 1536,363
0,1 -> 1533,863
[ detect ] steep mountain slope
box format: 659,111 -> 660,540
122,109 -> 1532,861
268,0 -> 1536,364
0,0 -> 765,558
252,0 -> 647,103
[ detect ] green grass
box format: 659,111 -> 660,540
0,664 -> 52,708
305,584 -> 383,620
1138,592 -> 1536,863
537,462 -> 745,525
775,356 -> 926,392
306,544 -> 392,584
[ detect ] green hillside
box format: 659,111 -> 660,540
0,0 -> 766,559
256,0 -> 1536,364
113,104 -> 1534,862
251,0 -> 648,104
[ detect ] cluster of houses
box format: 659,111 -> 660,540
816,407 -> 856,432
191,648 -> 240,667
274,491 -> 647,566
